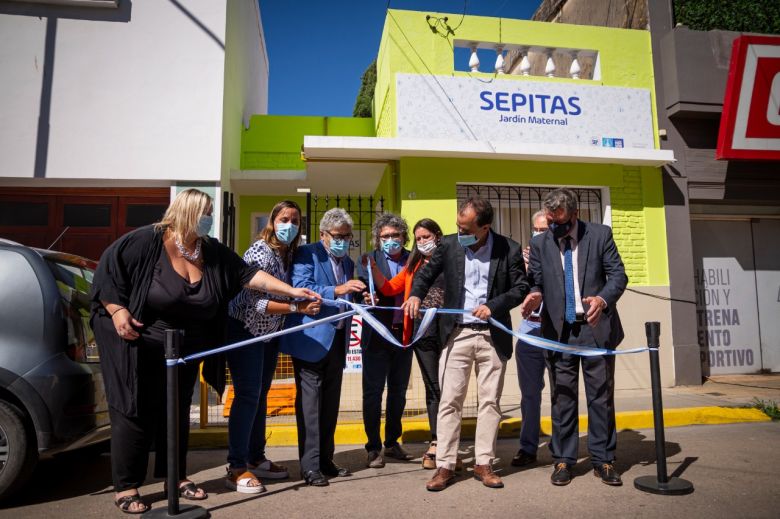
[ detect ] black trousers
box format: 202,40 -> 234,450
293,328 -> 346,474
361,325 -> 413,451
413,335 -> 441,441
109,343 -> 200,491
546,322 -> 617,467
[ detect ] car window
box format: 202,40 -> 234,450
46,259 -> 99,363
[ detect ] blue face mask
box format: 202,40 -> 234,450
457,232 -> 478,248
275,222 -> 299,245
197,215 -> 213,237
328,238 -> 349,258
381,239 -> 402,255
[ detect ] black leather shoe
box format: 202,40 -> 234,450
551,463 -> 572,486
510,450 -> 538,467
302,470 -> 329,487
321,463 -> 351,477
384,444 -> 413,461
593,463 -> 623,486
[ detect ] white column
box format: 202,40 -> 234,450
469,44 -> 480,72
545,50 -> 556,78
519,47 -> 531,76
495,46 -> 505,74
569,51 -> 581,79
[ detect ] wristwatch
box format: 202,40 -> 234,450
289,302 -> 298,313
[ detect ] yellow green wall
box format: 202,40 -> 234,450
241,115 -> 375,170
376,9 -> 659,145
397,158 -> 668,286
376,9 -> 667,287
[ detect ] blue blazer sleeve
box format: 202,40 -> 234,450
291,244 -> 336,300
279,242 -> 344,362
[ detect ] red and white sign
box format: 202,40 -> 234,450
345,315 -> 363,373
717,35 -> 780,161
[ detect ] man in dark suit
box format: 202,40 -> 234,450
280,208 -> 365,487
357,213 -> 413,468
404,197 -> 529,491
522,188 -> 628,487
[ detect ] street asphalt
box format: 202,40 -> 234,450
1,421 -> 777,519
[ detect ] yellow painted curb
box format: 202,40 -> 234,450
189,406 -> 771,449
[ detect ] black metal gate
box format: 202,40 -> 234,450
457,184 -> 603,247
309,194 -> 385,255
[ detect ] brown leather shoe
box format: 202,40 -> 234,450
473,464 -> 504,488
426,467 -> 456,491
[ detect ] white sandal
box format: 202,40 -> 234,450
225,468 -> 266,494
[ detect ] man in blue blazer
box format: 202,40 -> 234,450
280,208 -> 365,487
522,188 -> 628,487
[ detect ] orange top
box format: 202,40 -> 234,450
378,261 -> 421,345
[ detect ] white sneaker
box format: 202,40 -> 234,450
225,468 -> 266,494
248,459 -> 289,480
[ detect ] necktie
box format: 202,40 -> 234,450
563,237 -> 576,324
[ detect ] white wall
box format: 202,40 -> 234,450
220,0 -> 269,188
0,1 -> 229,182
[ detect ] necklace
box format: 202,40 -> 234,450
174,236 -> 201,262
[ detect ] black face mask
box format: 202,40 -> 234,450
549,220 -> 573,239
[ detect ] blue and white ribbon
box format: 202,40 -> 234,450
170,298 -> 648,366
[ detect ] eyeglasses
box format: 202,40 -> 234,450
379,232 -> 402,240
325,230 -> 353,241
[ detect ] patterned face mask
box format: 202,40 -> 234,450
417,239 -> 437,256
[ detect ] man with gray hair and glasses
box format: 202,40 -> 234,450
521,188 -> 628,487
280,207 -> 365,487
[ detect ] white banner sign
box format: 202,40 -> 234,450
396,73 -> 654,149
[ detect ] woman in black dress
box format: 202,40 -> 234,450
90,189 -> 319,514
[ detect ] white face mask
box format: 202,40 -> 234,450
532,230 -> 545,237
417,239 -> 437,256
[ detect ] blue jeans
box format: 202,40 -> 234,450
225,317 -> 280,469
514,320 -> 546,455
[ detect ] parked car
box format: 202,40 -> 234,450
0,239 -> 109,500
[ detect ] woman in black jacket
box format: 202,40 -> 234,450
90,189 -> 319,514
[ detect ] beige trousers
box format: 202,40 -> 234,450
436,327 -> 507,469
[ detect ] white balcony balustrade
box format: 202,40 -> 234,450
455,41 -> 600,81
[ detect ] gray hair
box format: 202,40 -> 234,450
543,188 -> 578,215
372,213 -> 409,249
532,210 -> 547,224
319,207 -> 353,232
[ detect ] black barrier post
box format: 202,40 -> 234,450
634,322 -> 694,496
143,330 -> 209,518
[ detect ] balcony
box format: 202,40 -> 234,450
455,41 -> 600,81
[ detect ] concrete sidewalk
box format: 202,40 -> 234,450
191,374 -> 780,448
3,422 -> 779,519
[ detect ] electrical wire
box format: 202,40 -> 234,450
387,10 -> 487,144
451,0 -> 468,32
626,287 -> 697,305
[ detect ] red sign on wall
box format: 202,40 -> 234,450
716,35 -> 780,161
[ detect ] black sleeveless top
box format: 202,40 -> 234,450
141,251 -> 220,352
